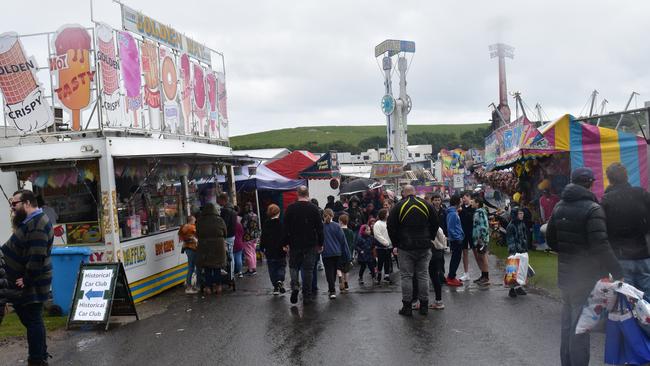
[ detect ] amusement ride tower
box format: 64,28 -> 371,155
375,40 -> 415,163
489,43 -> 514,130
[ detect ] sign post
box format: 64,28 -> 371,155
67,262 -> 138,330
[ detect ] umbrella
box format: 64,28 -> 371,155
339,178 -> 382,195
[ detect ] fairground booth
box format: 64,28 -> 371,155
0,4 -> 250,302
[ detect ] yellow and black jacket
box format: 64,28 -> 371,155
387,195 -> 439,250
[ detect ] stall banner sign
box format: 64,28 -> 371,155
95,23 -> 123,127
121,4 -> 211,65
179,53 -> 192,135
484,117 -> 545,169
118,31 -> 142,128
216,72 -> 228,139
68,263 -> 138,330
154,235 -> 176,260
159,46 -> 179,134
66,222 -> 102,245
192,62 -> 207,136
300,151 -> 340,178
440,149 -> 467,180
141,40 -> 161,111
206,72 -> 219,138
52,25 -> 95,132
0,32 -> 54,134
370,162 -> 403,179
122,243 -> 147,269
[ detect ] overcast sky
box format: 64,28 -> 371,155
3,1 -> 650,136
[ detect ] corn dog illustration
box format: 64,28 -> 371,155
180,53 -> 191,134
96,23 -> 121,126
0,32 -> 53,133
192,62 -> 206,136
118,31 -> 142,128
54,25 -> 94,131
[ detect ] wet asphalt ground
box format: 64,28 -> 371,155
2,254 -> 608,366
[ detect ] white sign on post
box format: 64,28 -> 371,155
72,269 -> 113,322
453,174 -> 464,189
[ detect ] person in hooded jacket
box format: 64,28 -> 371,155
601,162 -> 650,299
506,209 -> 528,297
196,203 -> 228,295
260,204 -> 287,295
356,224 -> 376,284
546,167 -> 623,366
322,209 -> 348,299
347,196 -> 365,232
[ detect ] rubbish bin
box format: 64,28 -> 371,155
51,246 -> 92,315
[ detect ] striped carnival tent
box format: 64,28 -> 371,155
522,114 -> 648,198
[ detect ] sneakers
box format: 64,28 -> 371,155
430,301 -> 445,310
272,285 -> 280,296
508,288 -> 517,298
383,274 -> 390,282
185,287 -> 198,294
236,272 -> 244,278
358,277 -> 364,285
399,301 -> 413,316
477,277 -> 490,286
277,281 -> 286,294
473,277 -> 483,284
244,270 -> 257,276
459,272 -> 470,281
290,290 -> 299,304
446,277 -> 463,287
515,287 -> 527,296
329,292 -> 336,299
344,282 -> 349,291
411,301 -> 420,310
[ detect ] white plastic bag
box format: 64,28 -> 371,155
503,253 -> 529,286
575,278 -> 619,334
514,253 -> 529,286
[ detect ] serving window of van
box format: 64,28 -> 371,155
17,160 -> 102,246
114,158 -> 221,241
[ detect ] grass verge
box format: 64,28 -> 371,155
490,244 -> 560,297
0,311 -> 67,340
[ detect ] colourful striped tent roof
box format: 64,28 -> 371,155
523,114 -> 648,198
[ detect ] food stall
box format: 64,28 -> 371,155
0,5 -> 247,302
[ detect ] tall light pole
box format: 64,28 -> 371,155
489,43 -> 514,129
375,40 -> 415,163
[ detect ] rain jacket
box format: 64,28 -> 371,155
472,207 -> 490,248
196,205 -> 228,269
446,207 -> 464,241
322,221 -> 347,258
601,182 -> 650,260
387,195 -> 439,250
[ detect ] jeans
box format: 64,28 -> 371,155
267,258 -> 286,286
398,248 -> 432,303
290,248 -> 317,298
358,261 -> 376,279
619,258 -> 650,301
376,248 -> 392,276
244,240 -> 257,271
323,256 -> 340,293
301,254 -> 319,291
560,290 -> 591,366
185,249 -> 197,287
447,240 -> 463,279
233,250 -> 243,274
14,302 -> 47,362
225,236 -> 235,276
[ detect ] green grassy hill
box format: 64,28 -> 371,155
231,123 -> 488,149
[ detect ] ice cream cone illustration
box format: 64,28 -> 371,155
96,23 -> 122,126
118,31 -> 142,128
0,32 -> 53,133
192,62 -> 206,136
54,25 -> 93,131
206,72 -> 218,139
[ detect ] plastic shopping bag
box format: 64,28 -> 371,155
503,253 -> 529,286
605,296 -> 650,365
576,278 -> 618,334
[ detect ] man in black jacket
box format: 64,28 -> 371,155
388,185 -> 439,316
546,167 -> 623,366
283,186 -> 324,305
601,162 -> 650,299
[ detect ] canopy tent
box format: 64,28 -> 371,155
521,114 -> 648,198
265,150 -> 318,179
235,164 -> 306,191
